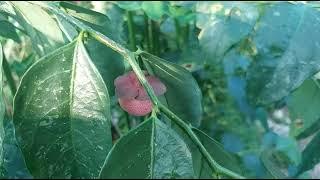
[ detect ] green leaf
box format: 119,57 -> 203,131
10,1 -> 65,56
0,43 -> 5,177
161,114 -> 243,178
54,13 -> 79,42
275,136 -> 301,165
141,1 -> 168,21
116,1 -> 142,11
198,2 -> 258,64
0,43 -> 3,117
288,79 -> 320,139
199,18 -> 252,63
191,128 -> 243,178
57,2 -> 125,96
84,38 -> 125,97
10,53 -> 36,77
0,20 -> 21,43
168,5 -> 195,25
59,1 -> 123,44
13,40 -> 112,178
0,2 -> 16,17
260,149 -> 287,179
297,131 -> 320,175
140,51 -> 202,127
247,2 -> 320,105
2,118 -> 32,178
99,117 -> 194,179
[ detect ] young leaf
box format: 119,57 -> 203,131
0,20 -> 21,43
140,51 -> 202,127
99,117 -> 194,179
59,1 -> 123,44
247,2 -> 320,105
10,1 -> 65,56
288,79 -> 320,139
297,131 -> 320,175
13,40 -> 112,178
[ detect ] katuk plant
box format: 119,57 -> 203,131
3,1 -> 246,179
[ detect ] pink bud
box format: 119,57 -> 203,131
114,71 -> 167,116
114,73 -> 138,99
118,98 -> 153,116
136,76 -> 167,100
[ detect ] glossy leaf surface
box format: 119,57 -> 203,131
13,40 -> 112,178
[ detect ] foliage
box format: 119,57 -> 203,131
1,1 -> 320,179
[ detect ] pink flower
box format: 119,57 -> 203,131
114,71 -> 166,116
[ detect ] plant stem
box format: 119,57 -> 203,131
208,89 -> 217,105
174,18 -> 181,50
2,53 -> 17,94
148,18 -> 154,54
184,24 -> 189,46
125,112 -> 131,130
126,10 -> 136,51
111,123 -> 122,140
152,20 -> 160,56
125,53 -> 159,108
143,13 -> 150,52
159,103 -> 245,179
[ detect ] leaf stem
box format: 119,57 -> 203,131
159,103 -> 245,179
